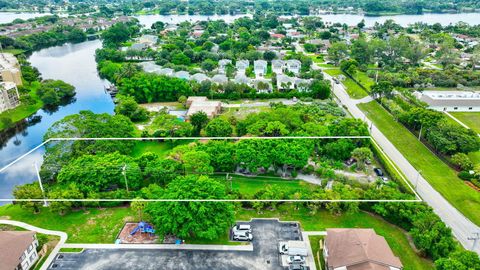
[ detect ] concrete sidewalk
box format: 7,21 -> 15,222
60,243 -> 253,251
0,219 -> 68,270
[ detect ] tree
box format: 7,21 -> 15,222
48,184 -> 84,215
309,79 -> 331,99
178,95 -> 187,108
264,121 -> 289,136
114,95 -> 149,122
437,38 -> 459,68
101,22 -> 138,48
131,198 -> 147,220
370,81 -> 394,99
435,250 -> 480,270
37,79 -> 76,107
205,118 -> 233,137
144,158 -> 182,186
0,117 -> 13,128
327,42 -> 348,66
263,51 -> 276,61
351,147 -> 373,170
198,141 -> 236,172
182,150 -> 214,174
13,183 -> 44,214
190,111 -> 209,135
57,152 -> 143,192
201,59 -> 217,72
145,175 -> 234,240
450,153 -> 473,170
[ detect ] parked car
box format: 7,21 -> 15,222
232,224 -> 251,234
278,241 -> 308,256
233,231 -> 253,241
289,264 -> 307,270
373,168 -> 384,177
287,255 -> 305,265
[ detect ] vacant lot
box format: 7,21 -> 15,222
359,101 -> 480,226
324,69 -> 369,99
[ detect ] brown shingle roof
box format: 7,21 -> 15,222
325,228 -> 403,270
0,231 -> 36,270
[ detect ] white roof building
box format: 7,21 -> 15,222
174,71 -> 190,80
0,53 -> 22,86
0,82 -> 20,113
236,60 -> 250,74
254,60 -> 267,77
286,59 -> 302,75
234,74 -> 250,85
158,68 -> 174,76
211,74 -> 229,84
272,60 -> 284,74
415,91 -> 480,112
277,74 -> 296,90
190,73 -> 210,83
186,97 -> 222,119
218,59 -> 232,74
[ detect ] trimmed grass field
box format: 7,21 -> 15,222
130,140 -> 190,158
324,69 -> 369,99
358,101 -> 480,225
309,235 -> 324,270
450,112 -> 480,134
0,204 -> 432,270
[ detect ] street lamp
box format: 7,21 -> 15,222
33,162 -> 48,207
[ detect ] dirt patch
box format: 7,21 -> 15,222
465,181 -> 480,192
117,222 -> 158,244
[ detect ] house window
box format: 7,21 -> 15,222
454,107 -> 458,110
20,253 -> 26,262
469,107 -> 473,110
27,244 -> 33,253
29,253 -> 36,263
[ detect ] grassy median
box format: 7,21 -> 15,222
358,101 -> 480,226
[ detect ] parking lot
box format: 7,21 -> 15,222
49,219 -> 308,270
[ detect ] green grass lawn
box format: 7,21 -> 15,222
449,112 -> 480,134
309,235 -> 325,270
358,101 -> 480,225
0,205 -> 135,243
237,206 -> 433,270
130,141 -> 184,158
0,82 -> 43,131
324,69 -> 369,99
2,48 -> 26,55
352,71 -> 375,90
210,174 -> 318,196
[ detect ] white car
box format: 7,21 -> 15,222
233,231 -> 253,241
232,224 -> 251,234
287,255 -> 305,265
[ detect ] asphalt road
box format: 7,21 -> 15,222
321,69 -> 480,254
48,220 -> 306,270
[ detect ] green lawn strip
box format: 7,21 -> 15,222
0,82 -> 43,131
358,101 -> 480,225
352,71 -> 375,90
59,248 -> 84,253
237,206 -> 432,270
449,112 -> 480,134
309,235 -> 324,270
0,205 -> 136,243
2,48 -> 26,55
130,141 -> 177,158
324,69 -> 368,99
210,174 -> 318,197
469,151 -> 480,165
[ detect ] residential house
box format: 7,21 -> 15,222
190,73 -> 210,83
414,91 -> 480,112
0,82 -> 20,113
272,60 -> 285,74
218,59 -> 232,74
236,60 -> 250,75
254,60 -> 267,77
174,71 -> 190,80
295,78 -> 311,92
324,228 -> 403,270
252,78 -> 272,93
138,34 -> 158,47
286,59 -> 302,75
186,97 -> 222,119
130,43 -> 147,51
211,74 -> 229,84
234,74 -> 250,85
270,33 -> 286,39
0,231 -> 39,270
158,68 -> 174,76
277,74 -> 296,90
0,53 -> 22,86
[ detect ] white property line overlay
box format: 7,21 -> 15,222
0,136 -> 422,202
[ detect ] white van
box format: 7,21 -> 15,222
278,241 -> 308,257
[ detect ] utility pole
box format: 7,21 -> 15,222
33,162 -> 48,207
122,164 -> 129,193
468,232 -> 480,251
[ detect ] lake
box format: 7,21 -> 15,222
0,12 -> 53,24
0,39 -> 114,200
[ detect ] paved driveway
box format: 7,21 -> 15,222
49,220 -> 305,270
